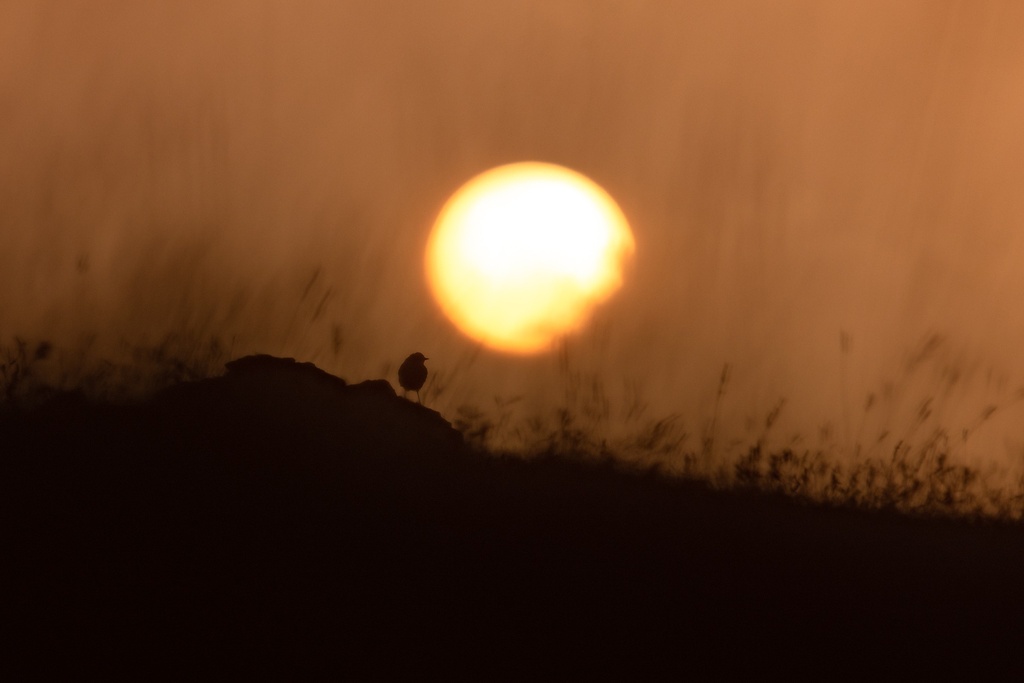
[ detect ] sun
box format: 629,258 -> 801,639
426,162 -> 635,354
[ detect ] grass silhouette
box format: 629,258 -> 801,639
447,333 -> 1024,521
6,333 -> 1024,520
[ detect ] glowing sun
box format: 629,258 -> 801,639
427,162 -> 635,354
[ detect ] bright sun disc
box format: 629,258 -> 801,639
427,162 -> 635,354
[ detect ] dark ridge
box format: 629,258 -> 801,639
4,356 -> 1024,677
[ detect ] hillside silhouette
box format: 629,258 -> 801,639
5,355 -> 1024,677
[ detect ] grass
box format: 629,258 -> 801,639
0,333 -> 231,408
450,334 -> 1024,521
4,331 -> 1024,521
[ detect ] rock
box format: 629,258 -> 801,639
153,354 -> 463,465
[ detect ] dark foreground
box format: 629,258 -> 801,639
5,357 -> 1024,677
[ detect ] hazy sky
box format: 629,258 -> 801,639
3,1 -> 1024,469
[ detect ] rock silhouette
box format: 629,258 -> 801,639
155,353 -> 461,458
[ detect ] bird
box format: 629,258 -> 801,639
398,352 -> 429,403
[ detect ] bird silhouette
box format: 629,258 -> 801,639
398,352 -> 429,403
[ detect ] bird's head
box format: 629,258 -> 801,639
409,352 -> 428,363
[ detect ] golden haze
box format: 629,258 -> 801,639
2,2 -> 1024,473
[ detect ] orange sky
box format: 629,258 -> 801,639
2,1 -> 1024,469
